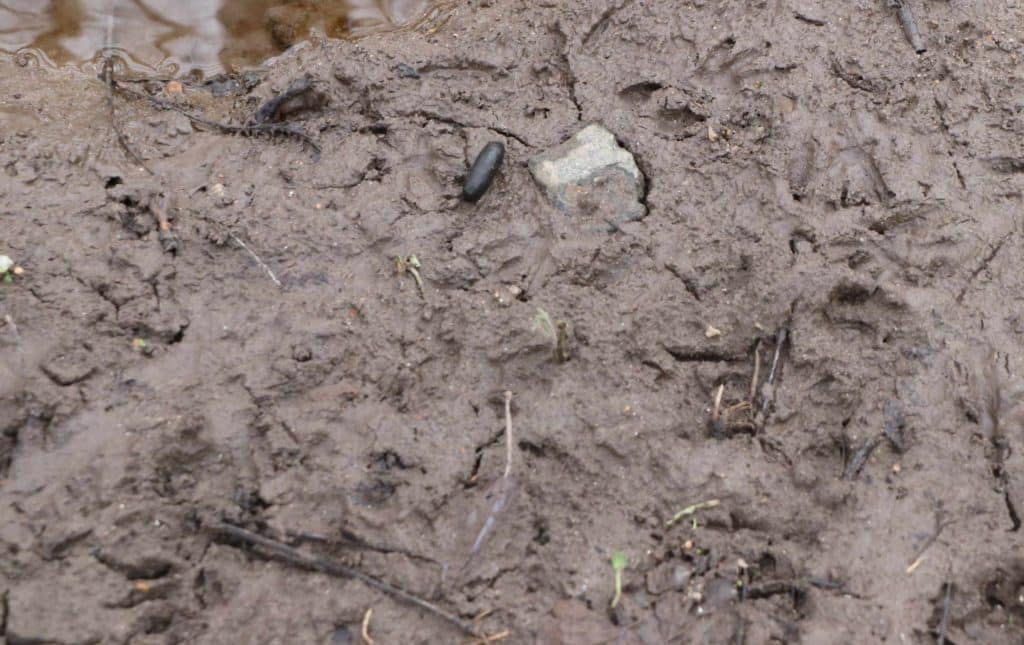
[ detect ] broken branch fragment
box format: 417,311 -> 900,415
208,522 -> 477,636
889,0 -> 926,53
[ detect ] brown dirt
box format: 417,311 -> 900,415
3,1 -> 1024,643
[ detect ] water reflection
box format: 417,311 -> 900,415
0,0 -> 441,76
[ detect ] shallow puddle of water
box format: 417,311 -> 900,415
0,0 -> 447,78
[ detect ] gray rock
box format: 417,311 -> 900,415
529,124 -> 646,225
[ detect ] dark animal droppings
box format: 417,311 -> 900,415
462,141 -> 505,202
395,63 -> 421,78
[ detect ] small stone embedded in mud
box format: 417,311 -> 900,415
529,124 -> 646,224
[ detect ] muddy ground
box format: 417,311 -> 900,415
3,1 -> 1024,643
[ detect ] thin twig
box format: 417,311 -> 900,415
907,511 -> 952,573
110,80 -> 321,155
466,630 -> 511,645
841,435 -> 883,480
465,392 -> 517,567
756,326 -> 789,432
905,554 -> 926,574
102,58 -> 154,174
889,0 -> 926,54
230,234 -> 282,288
763,328 -> 788,399
503,391 -> 513,478
208,522 -> 477,636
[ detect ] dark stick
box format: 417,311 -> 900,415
842,435 -> 882,479
937,581 -> 953,644
207,522 -> 477,637
765,328 -> 787,388
102,59 -> 155,174
110,80 -> 321,155
757,327 -> 789,422
882,399 -> 906,453
889,1 -> 926,54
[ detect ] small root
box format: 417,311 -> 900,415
361,608 -> 374,644
231,234 -> 282,288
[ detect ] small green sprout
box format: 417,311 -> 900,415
0,255 -> 20,283
532,308 -> 571,362
395,255 -> 425,299
610,552 -> 628,609
532,308 -> 555,337
666,499 -> 720,528
556,321 -> 571,362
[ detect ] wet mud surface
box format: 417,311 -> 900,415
3,1 -> 1024,643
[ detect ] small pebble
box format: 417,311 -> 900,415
705,325 -> 722,339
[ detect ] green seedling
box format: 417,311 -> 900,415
0,255 -> 22,284
532,308 -> 571,362
610,552 -> 628,609
665,499 -> 720,528
556,321 -> 571,362
395,255 -> 425,299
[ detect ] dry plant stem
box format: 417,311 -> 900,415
208,522 -> 477,637
230,234 -> 283,288
765,329 -> 787,390
466,630 -> 511,645
842,435 -> 882,480
889,0 -> 926,53
906,554 -> 926,574
362,608 -> 374,644
712,384 -> 725,424
749,341 -> 762,403
906,512 -> 951,572
503,391 -> 513,478
758,327 -> 789,428
102,59 -> 154,174
465,392 -> 517,563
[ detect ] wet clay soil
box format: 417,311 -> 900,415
3,1 -> 1024,643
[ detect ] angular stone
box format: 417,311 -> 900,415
529,124 -> 646,225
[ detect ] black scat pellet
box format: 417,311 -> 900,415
462,141 -> 505,202
395,63 -> 420,79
